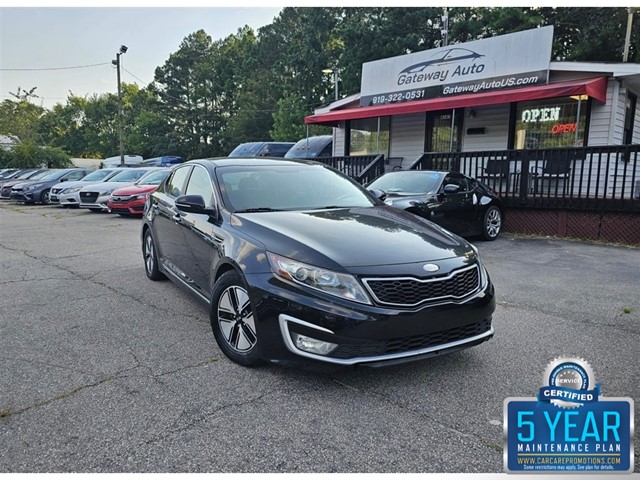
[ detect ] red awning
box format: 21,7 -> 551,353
305,76 -> 608,125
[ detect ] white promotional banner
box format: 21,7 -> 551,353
360,26 -> 554,107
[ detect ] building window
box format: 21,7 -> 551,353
623,93 -> 637,145
513,96 -> 588,149
349,117 -> 390,156
426,109 -> 463,153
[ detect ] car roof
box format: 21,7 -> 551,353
185,157 -> 321,169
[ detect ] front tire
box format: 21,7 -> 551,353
143,230 -> 165,281
482,205 -> 502,241
210,271 -> 262,366
40,189 -> 51,204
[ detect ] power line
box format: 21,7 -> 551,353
122,67 -> 150,86
0,62 -> 111,72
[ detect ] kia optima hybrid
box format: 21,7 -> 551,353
142,158 -> 495,368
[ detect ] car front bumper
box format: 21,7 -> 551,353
80,194 -> 110,211
58,192 -> 81,206
10,191 -> 34,202
107,198 -> 146,215
243,271 -> 495,367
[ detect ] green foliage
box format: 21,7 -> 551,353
1,7 -> 635,160
4,142 -> 71,168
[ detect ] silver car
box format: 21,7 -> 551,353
51,169 -> 120,206
78,168 -> 161,212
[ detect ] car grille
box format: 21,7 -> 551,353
0,187 -> 11,197
362,264 -> 480,307
80,192 -> 99,203
329,318 -> 492,359
110,195 -> 133,203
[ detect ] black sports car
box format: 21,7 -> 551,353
367,170 -> 503,240
142,158 -> 495,368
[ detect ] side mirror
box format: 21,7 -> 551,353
443,184 -> 460,194
175,194 -> 217,219
368,188 -> 387,201
60,177 -> 68,182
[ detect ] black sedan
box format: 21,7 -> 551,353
142,158 -> 495,368
367,170 -> 503,240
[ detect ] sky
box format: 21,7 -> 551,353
0,7 -> 283,109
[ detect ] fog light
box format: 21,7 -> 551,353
291,332 -> 337,355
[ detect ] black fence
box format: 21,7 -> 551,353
314,154 -> 385,185
410,146 -> 640,212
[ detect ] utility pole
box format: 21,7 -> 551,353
112,45 -> 128,165
441,8 -> 449,47
623,8 -> 636,62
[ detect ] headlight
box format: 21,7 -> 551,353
267,252 -> 371,304
99,191 -> 111,196
63,186 -> 82,194
27,183 -> 42,190
134,194 -> 148,200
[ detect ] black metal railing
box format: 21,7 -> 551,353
410,146 -> 640,211
315,154 -> 385,184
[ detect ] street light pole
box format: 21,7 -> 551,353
322,65 -> 339,102
112,45 -> 128,166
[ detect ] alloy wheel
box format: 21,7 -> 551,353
144,234 -> 155,274
217,286 -> 257,353
486,208 -> 502,238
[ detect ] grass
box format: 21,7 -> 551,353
622,307 -> 634,314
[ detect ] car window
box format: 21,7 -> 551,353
165,166 -> 192,198
368,171 -> 444,194
64,170 -> 86,181
81,170 -> 114,182
185,166 -> 215,206
109,169 -> 149,182
442,174 -> 470,192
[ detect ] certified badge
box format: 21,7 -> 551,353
504,356 -> 634,473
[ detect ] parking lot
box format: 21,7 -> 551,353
0,201 -> 638,473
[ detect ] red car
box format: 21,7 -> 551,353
107,169 -> 170,216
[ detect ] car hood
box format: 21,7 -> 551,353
111,184 -> 158,196
52,180 -> 106,190
81,181 -> 135,193
232,206 -> 471,269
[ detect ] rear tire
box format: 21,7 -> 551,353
210,271 -> 262,367
143,230 -> 165,281
482,205 -> 502,241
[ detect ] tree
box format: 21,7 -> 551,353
0,97 -> 45,143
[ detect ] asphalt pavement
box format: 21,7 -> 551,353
0,202 -> 638,472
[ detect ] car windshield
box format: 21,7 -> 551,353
15,170 -> 37,179
28,170 -> 51,180
136,170 -> 169,185
38,169 -> 64,181
109,169 -> 149,182
228,143 -> 265,157
368,171 -> 445,194
81,170 -> 116,182
217,164 -> 376,212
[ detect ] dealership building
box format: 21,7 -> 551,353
305,26 -> 640,167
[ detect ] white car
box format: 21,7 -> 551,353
51,168 -> 120,206
78,167 -> 161,212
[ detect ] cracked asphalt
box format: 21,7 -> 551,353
0,202 -> 638,473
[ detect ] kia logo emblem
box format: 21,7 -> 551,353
423,263 -> 439,272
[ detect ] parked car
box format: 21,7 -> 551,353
0,169 -> 20,180
0,169 -> 48,197
51,168 -> 121,206
10,168 -> 91,204
284,135 -> 333,159
78,167 -> 158,212
367,170 -> 504,240
141,156 -> 183,167
141,158 -> 495,368
107,168 -> 171,216
102,155 -> 144,168
228,142 -> 295,158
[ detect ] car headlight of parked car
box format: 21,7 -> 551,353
26,184 -> 42,191
63,186 -> 83,194
134,194 -> 148,200
267,252 -> 371,305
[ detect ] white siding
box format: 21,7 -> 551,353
633,88 -> 640,144
611,84 -> 627,145
462,104 -> 510,151
389,113 -> 425,166
333,123 -> 346,156
588,79 -> 616,146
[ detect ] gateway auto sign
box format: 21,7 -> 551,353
360,26 -> 553,107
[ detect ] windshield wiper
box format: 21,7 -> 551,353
234,207 -> 282,213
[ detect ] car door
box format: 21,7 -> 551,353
429,173 -> 478,235
151,166 -> 192,277
175,164 -> 222,296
